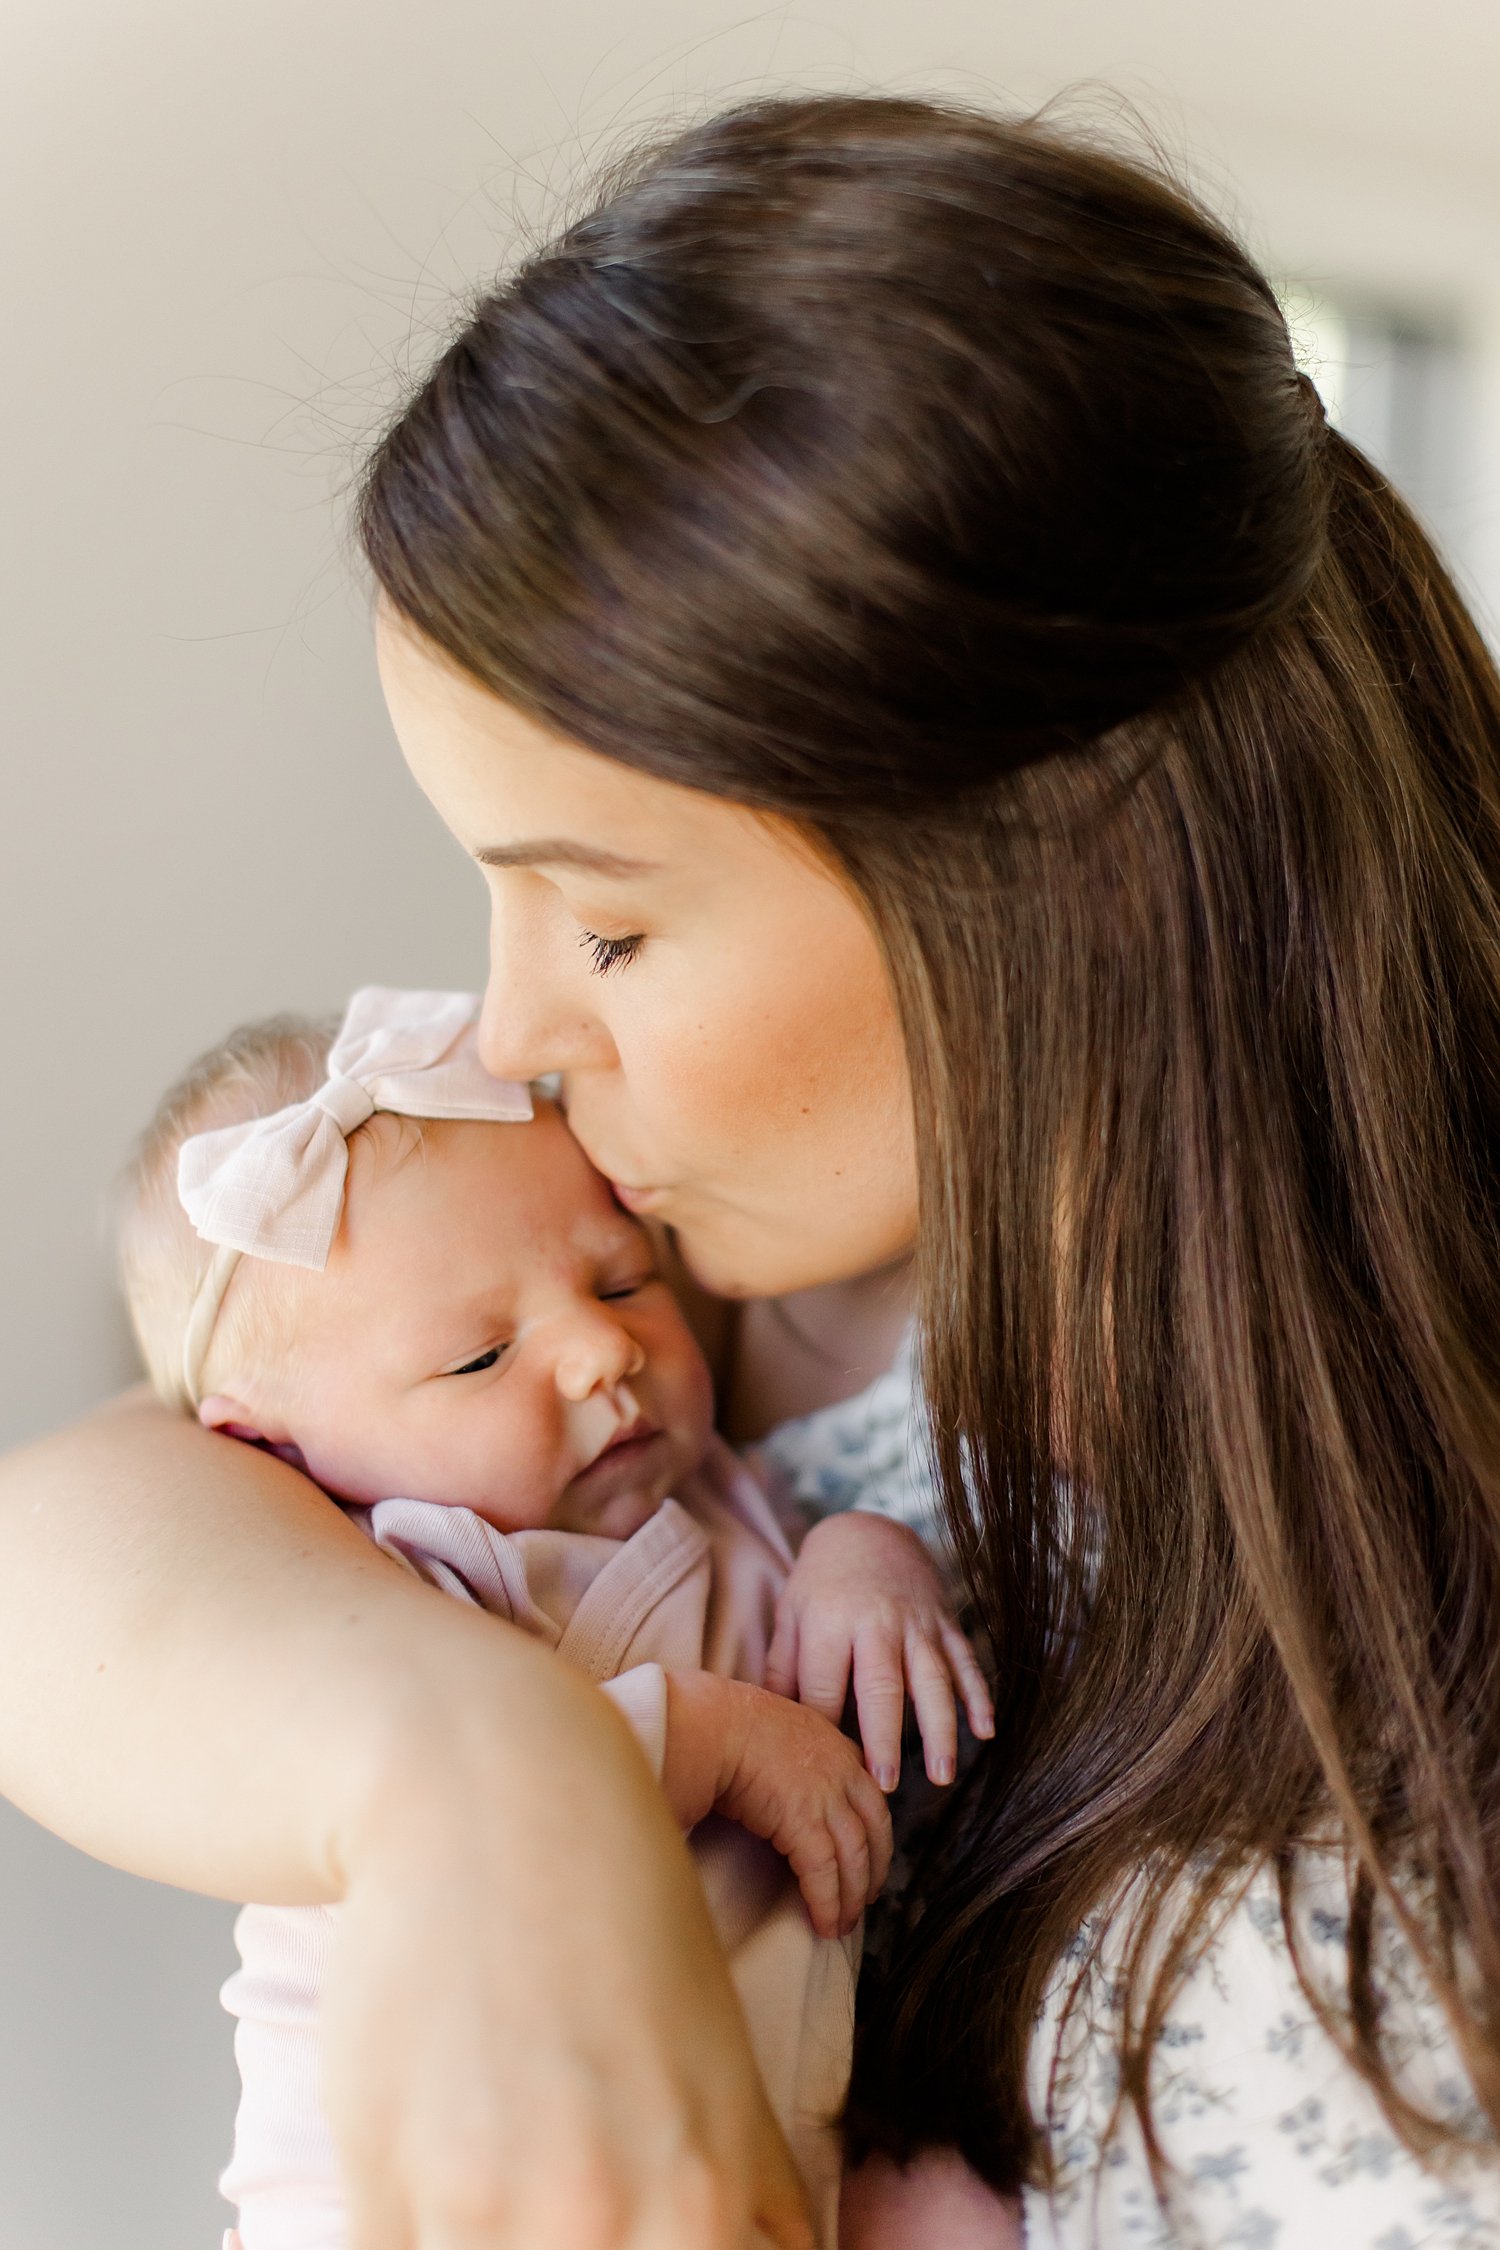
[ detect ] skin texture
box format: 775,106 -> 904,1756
203,1103 -> 715,1541
377,609 -> 919,1303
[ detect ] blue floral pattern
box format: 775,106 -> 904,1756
757,1327 -> 945,1548
1024,1856 -> 1500,2247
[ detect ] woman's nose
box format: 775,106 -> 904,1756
477,977 -> 550,1083
477,896 -> 611,1082
552,1308 -> 647,1404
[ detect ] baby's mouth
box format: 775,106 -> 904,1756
577,1415 -> 664,1483
592,1412 -> 655,1463
565,1387 -> 669,1509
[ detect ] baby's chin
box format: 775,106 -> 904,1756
454,1480 -> 668,1542
548,1419 -> 706,1541
572,1487 -> 668,1541
462,1421 -> 710,1542
547,1476 -> 673,1542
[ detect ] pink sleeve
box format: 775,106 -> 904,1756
600,1660 -> 668,1777
218,1904 -> 345,2249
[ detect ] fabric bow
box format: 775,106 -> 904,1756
178,985 -> 533,1271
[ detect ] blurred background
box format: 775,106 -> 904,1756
5,1 -> 1500,2239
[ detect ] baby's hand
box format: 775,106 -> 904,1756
765,1512 -> 994,1794
662,1670 -> 892,1938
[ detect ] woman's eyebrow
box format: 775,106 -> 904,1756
475,839 -> 657,875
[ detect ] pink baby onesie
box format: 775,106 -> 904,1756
218,1436 -> 859,2250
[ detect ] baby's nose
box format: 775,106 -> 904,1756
552,1309 -> 646,1403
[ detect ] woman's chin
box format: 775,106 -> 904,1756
667,1217 -> 873,1302
666,1220 -> 800,1301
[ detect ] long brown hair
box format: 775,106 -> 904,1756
358,94 -> 1500,2188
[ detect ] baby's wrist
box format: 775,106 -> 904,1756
661,1670 -> 755,1829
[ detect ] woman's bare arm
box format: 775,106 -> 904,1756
0,1387 -> 531,1897
0,1393 -> 813,2249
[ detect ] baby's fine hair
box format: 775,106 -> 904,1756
116,1014 -> 338,1412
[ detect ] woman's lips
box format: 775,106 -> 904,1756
609,1181 -> 668,1216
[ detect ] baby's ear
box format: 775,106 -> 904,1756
196,1393 -> 258,1438
196,1398 -> 310,1475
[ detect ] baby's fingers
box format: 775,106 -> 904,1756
941,1617 -> 996,1742
845,1766 -> 895,1901
794,1624 -> 853,1728
824,1795 -> 873,1934
763,1608 -> 800,1702
905,1631 -> 959,1785
786,1825 -> 848,1940
784,1767 -> 892,1939
851,1628 -> 908,1793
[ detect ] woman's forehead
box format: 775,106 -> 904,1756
380,618 -> 819,881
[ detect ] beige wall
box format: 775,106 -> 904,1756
7,4 -> 1500,2241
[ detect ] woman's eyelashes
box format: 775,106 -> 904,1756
577,928 -> 643,976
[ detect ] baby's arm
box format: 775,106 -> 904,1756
765,1512 -> 995,1794
660,1669 -> 892,1939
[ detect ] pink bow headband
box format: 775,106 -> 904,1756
175,985 -> 532,1408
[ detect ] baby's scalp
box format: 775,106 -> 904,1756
118,1013 -> 343,1412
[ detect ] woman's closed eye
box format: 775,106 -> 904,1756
578,928 -> 643,976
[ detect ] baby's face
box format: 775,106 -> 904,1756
229,1100 -> 715,1540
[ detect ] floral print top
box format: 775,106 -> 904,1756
759,1340 -> 1500,2247
756,1325 -> 945,1546
1025,1854 -> 1500,2249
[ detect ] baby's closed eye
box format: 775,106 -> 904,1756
440,1345 -> 506,1378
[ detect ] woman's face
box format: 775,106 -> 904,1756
377,611 -> 917,1299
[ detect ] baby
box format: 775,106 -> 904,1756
117,987 -> 993,2250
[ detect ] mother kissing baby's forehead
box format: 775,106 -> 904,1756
116,981 -> 993,2250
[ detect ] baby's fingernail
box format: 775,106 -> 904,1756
930,1756 -> 956,1785
974,1715 -> 996,1739
875,1763 -> 899,1793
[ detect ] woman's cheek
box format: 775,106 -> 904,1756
634,1000 -> 804,1153
610,1018 -> 733,1167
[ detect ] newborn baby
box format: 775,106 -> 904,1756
117,988 -> 992,2250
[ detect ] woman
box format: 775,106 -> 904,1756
5,90 -> 1500,2247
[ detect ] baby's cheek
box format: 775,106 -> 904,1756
467,1387 -> 571,1530
297,1413 -> 405,1509
653,1320 -> 715,1449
